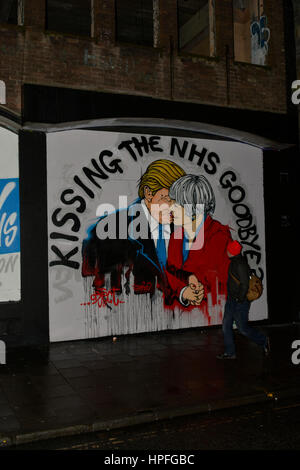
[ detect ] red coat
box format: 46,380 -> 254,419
165,216 -> 232,320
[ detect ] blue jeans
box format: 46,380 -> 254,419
222,297 -> 267,356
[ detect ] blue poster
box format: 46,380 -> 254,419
0,178 -> 20,254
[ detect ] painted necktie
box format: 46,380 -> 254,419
157,223 -> 167,269
182,231 -> 190,265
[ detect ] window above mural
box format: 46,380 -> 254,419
0,0 -> 22,25
233,0 -> 270,66
46,0 -> 91,37
177,0 -> 215,57
115,0 -> 155,47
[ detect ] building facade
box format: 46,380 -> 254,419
292,0 -> 300,138
0,1 -> 295,124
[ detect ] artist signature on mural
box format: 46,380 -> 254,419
81,288 -> 125,308
80,282 -> 154,308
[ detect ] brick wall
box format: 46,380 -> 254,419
293,0 -> 300,64
0,0 -> 289,118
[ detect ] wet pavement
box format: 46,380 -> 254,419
0,322 -> 300,447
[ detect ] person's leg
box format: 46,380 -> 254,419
222,298 -> 236,357
234,300 -> 267,349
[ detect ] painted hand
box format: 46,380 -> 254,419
182,275 -> 204,305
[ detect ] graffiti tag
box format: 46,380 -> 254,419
250,15 -> 270,66
81,288 -> 125,308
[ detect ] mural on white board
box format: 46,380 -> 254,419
0,126 -> 21,302
47,129 -> 267,342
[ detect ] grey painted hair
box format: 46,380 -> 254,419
169,174 -> 216,218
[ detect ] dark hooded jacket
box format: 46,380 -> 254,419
227,253 -> 251,303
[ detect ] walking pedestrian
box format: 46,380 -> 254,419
217,240 -> 270,359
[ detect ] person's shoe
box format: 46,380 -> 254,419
264,337 -> 271,356
216,353 -> 236,360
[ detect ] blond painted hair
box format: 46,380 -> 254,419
138,159 -> 185,199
